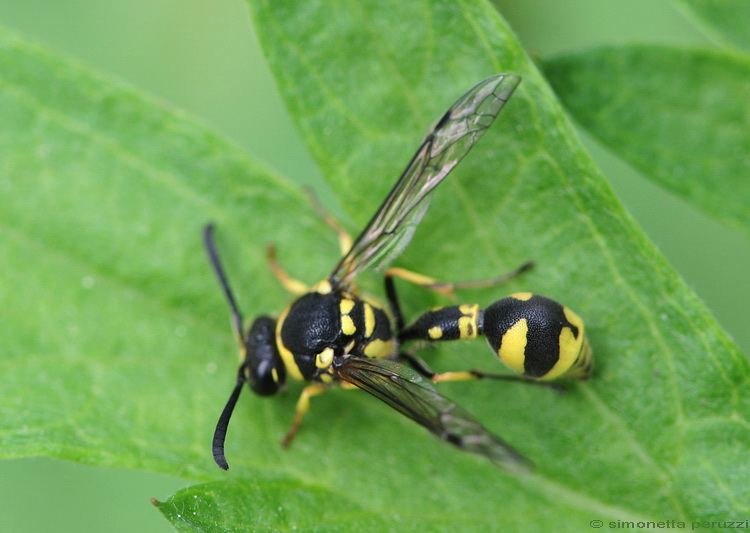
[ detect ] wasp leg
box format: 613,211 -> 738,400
400,352 -> 565,393
266,244 -> 310,296
385,262 -> 533,300
305,186 -> 353,255
384,273 -> 405,331
267,190 -> 354,296
282,383 -> 328,447
433,370 -> 565,393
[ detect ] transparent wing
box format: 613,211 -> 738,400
329,73 -> 521,289
334,356 -> 533,474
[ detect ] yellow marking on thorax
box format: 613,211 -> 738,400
340,299 -> 355,313
363,338 -> 395,359
315,347 -> 334,369
276,306 -> 304,381
339,298 -> 357,335
341,316 -> 356,335
312,280 -> 333,294
363,303 -> 376,338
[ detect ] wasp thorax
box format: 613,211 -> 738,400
277,292 -> 343,380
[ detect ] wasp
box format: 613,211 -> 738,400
204,73 -> 592,474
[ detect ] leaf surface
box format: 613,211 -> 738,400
0,2 -> 747,531
543,45 -> 750,237
674,0 -> 750,51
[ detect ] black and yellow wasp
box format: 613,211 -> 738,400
204,73 -> 592,474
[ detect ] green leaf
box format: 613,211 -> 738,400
0,26 -> 332,478
542,45 -> 750,238
2,1 -> 748,531
673,0 -> 750,52
158,0 -> 746,530
153,475 -> 403,533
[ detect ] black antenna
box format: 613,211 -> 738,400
212,367 -> 246,470
204,224 -> 248,470
203,224 -> 244,343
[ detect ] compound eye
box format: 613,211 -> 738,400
246,358 -> 281,396
245,317 -> 285,396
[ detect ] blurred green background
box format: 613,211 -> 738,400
1,1 -> 747,531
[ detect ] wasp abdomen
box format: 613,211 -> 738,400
481,293 -> 592,381
399,304 -> 481,342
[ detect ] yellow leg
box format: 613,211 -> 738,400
430,369 -> 565,393
266,244 -> 309,296
386,268 -> 455,297
386,261 -> 533,300
431,370 -> 482,383
305,187 -> 353,255
266,190 -> 355,296
282,383 -> 328,447
403,353 -> 562,390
